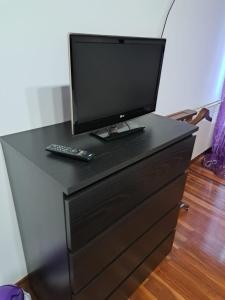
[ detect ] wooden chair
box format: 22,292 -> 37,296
168,108 -> 212,210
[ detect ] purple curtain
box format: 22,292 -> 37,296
203,84 -> 225,178
0,285 -> 24,300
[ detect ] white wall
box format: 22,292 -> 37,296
156,0 -> 225,114
0,0 -> 225,284
0,0 -> 171,137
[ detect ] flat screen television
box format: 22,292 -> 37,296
69,33 -> 166,140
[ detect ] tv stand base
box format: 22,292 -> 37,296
91,122 -> 145,141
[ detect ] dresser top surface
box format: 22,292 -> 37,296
1,114 -> 197,195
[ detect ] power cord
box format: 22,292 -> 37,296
125,121 -> 131,130
161,0 -> 176,38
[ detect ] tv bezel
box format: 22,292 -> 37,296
69,33 -> 166,135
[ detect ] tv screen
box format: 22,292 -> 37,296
69,34 -> 166,134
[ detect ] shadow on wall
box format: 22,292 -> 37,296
26,85 -> 71,128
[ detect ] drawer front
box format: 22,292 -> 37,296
108,232 -> 175,300
66,136 -> 194,251
72,207 -> 179,300
70,175 -> 185,294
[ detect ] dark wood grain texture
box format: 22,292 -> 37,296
130,157 -> 225,300
72,208 -> 178,300
110,233 -> 175,300
2,142 -> 70,300
65,136 -> 194,252
1,113 -> 197,195
18,157 -> 225,300
70,176 -> 185,294
1,114 -> 196,300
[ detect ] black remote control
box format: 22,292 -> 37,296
46,144 -> 95,162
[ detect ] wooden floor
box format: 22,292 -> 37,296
130,157 -> 225,300
21,157 -> 225,300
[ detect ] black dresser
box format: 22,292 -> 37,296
1,114 -> 197,300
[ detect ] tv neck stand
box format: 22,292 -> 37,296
91,121 -> 145,141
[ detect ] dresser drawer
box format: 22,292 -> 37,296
65,136 -> 194,252
71,207 -> 179,300
108,232 -> 175,300
69,175 -> 185,294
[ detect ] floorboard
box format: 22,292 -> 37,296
20,157 -> 225,299
130,157 -> 225,300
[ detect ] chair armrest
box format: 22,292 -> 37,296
167,109 -> 197,122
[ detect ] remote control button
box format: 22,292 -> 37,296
46,144 -> 95,161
